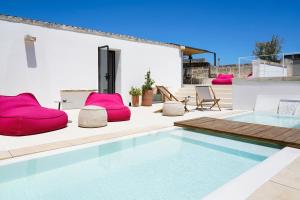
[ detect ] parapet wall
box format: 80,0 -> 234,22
233,77 -> 300,110
183,65 -> 252,84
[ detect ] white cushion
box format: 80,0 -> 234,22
162,101 -> 184,116
78,105 -> 107,128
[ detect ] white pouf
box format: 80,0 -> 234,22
78,105 -> 107,128
162,101 -> 185,116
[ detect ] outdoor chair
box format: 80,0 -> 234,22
156,86 -> 189,112
195,86 -> 221,111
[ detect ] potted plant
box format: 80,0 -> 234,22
142,70 -> 155,106
129,87 -> 142,107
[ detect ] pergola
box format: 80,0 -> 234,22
170,43 -> 217,77
181,45 -> 216,65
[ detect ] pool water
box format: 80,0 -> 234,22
228,112 -> 300,128
0,129 -> 280,200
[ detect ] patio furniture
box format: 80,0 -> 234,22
156,85 -> 189,112
162,101 -> 185,116
212,74 -> 234,85
84,92 -> 131,122
0,93 -> 68,136
195,86 -> 221,111
78,105 -> 107,128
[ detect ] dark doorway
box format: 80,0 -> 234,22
98,46 -> 116,93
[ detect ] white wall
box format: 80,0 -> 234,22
233,78 -> 300,110
252,60 -> 287,77
254,95 -> 300,114
0,20 -> 182,107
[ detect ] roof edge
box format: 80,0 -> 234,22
0,14 -> 180,49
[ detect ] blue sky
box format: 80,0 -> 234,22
1,0 -> 299,64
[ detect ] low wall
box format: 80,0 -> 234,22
254,95 -> 300,114
183,65 -> 252,84
233,77 -> 300,110
252,60 -> 287,77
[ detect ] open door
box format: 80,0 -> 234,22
98,46 -> 115,93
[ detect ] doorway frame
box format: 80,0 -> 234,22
98,45 -> 116,93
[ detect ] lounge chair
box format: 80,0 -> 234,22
156,86 -> 189,112
85,92 -> 131,122
195,86 -> 221,111
0,93 -> 68,136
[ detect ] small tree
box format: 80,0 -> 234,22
142,70 -> 155,93
253,35 -> 282,62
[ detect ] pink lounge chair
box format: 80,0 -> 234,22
85,92 -> 131,122
0,93 -> 68,136
212,73 -> 234,85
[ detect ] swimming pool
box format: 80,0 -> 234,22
228,112 -> 300,128
0,128 -> 280,200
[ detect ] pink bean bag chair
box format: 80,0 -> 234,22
0,93 -> 68,136
85,92 -> 131,122
212,73 -> 234,85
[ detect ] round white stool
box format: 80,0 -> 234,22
78,105 -> 107,128
162,101 -> 185,116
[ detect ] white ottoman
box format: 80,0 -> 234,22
162,101 -> 185,116
78,105 -> 107,128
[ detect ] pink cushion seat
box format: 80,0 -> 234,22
85,92 -> 131,122
0,93 -> 68,136
212,73 -> 234,85
216,73 -> 234,79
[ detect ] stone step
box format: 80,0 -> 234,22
185,101 -> 232,108
176,92 -> 232,98
220,98 -> 232,104
219,102 -> 233,108
176,85 -> 233,108
181,85 -> 233,92
177,96 -> 232,103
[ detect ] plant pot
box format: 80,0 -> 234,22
131,95 -> 140,107
142,89 -> 153,106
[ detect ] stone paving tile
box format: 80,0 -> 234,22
248,181 -> 300,200
272,158 -> 300,190
0,151 -> 12,160
9,141 -> 73,157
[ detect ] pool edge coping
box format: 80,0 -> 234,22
203,146 -> 300,200
0,124 -> 171,162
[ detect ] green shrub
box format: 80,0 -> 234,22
142,70 -> 155,92
129,87 -> 142,96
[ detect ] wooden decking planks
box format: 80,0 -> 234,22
174,117 -> 300,148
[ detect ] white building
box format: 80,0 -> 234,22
0,15 -> 184,107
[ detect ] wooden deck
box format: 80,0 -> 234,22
174,117 -> 300,148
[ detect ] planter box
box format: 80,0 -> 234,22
60,89 -> 97,110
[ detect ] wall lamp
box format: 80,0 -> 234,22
24,35 -> 36,42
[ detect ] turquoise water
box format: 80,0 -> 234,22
228,112 -> 300,128
0,129 -> 280,200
